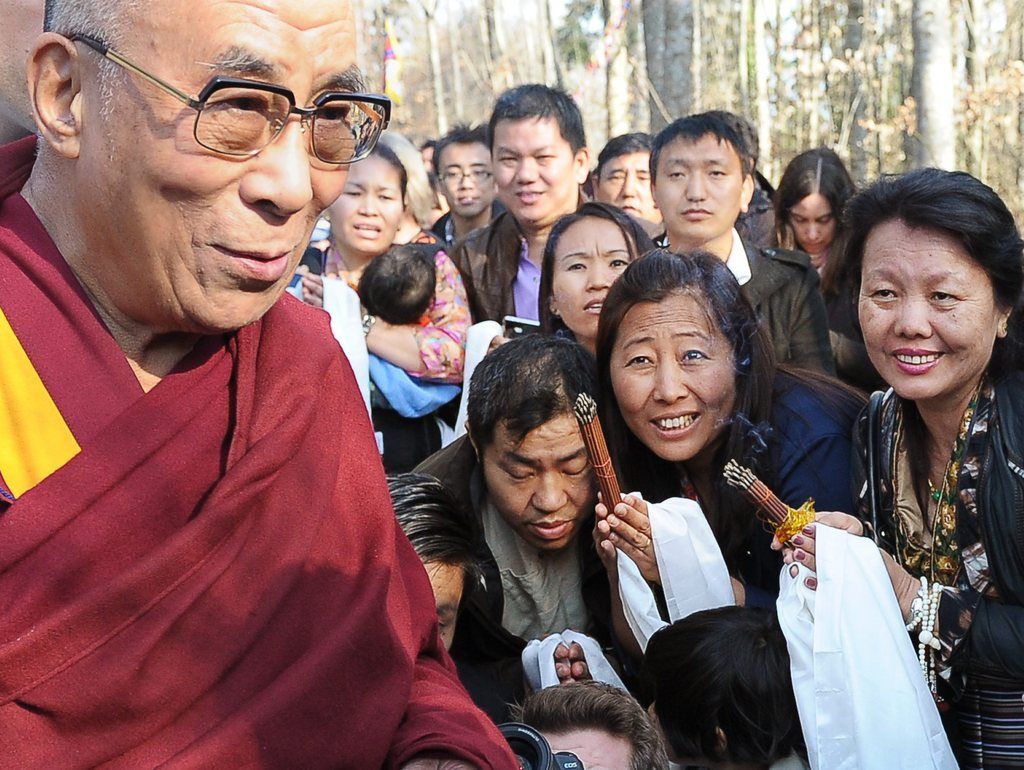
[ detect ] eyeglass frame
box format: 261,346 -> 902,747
439,168 -> 494,186
69,33 -> 392,165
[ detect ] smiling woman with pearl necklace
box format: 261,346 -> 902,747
797,167 -> 1024,768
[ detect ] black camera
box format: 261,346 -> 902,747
499,723 -> 584,769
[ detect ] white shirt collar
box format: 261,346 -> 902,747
726,228 -> 752,286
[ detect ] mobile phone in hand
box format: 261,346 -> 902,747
503,315 -> 541,338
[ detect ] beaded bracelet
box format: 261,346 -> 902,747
915,580 -> 944,695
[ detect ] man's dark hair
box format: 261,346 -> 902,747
513,682 -> 669,770
434,124 -> 490,171
650,112 -> 753,181
467,335 -> 597,450
644,607 -> 805,766
359,244 -> 437,326
488,84 -> 587,154
595,132 -> 653,178
387,472 -> 481,589
705,110 -> 759,169
838,167 -> 1024,379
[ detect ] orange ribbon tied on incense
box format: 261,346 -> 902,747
722,460 -> 816,545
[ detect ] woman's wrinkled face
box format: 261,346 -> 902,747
328,154 -> 404,261
550,217 -> 632,353
859,219 -> 1010,414
610,291 -> 737,466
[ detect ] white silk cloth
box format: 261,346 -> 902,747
777,525 -> 958,770
521,629 -> 626,692
452,321 -> 503,442
616,496 -> 735,651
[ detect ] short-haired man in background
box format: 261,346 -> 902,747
705,109 -> 777,250
592,131 -> 661,234
516,682 -> 669,770
431,123 -> 501,250
450,84 -> 590,323
417,335 -> 612,721
0,0 -> 514,765
651,112 -> 834,373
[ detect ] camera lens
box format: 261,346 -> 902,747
498,722 -> 555,770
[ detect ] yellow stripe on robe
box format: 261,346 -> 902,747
0,306 -> 80,498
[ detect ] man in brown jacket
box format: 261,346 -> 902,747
450,84 -> 589,323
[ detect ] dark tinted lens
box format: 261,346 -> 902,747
313,97 -> 385,164
196,87 -> 291,155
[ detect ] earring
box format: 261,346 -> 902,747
1000,319 -> 1009,336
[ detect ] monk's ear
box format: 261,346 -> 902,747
29,33 -> 84,159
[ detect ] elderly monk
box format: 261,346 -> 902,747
0,1 -> 516,768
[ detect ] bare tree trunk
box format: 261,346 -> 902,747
843,0 -> 868,182
446,8 -> 465,123
911,0 -> 956,168
651,0 -> 696,121
643,0 -> 668,129
538,0 -> 560,85
422,1 -> 448,136
739,0 -> 751,116
605,0 -> 632,137
965,0 -> 987,178
691,0 -> 703,111
754,0 -> 772,176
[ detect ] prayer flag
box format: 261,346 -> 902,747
384,19 -> 403,106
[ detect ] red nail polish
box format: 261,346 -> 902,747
803,525 -> 815,535
792,535 -> 804,546
795,550 -> 806,560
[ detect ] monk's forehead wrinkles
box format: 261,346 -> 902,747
214,0 -> 355,31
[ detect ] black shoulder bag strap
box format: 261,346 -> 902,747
866,390 -> 885,546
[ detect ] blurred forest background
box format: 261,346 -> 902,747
350,0 -> 1024,217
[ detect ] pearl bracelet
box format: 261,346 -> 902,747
916,579 -> 944,695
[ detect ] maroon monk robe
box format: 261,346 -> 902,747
0,138 -> 516,769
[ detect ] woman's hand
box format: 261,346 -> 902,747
553,641 -> 592,684
595,494 -> 660,584
770,511 -> 864,572
300,273 -> 324,308
879,550 -> 922,622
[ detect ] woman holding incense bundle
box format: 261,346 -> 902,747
593,249 -> 862,612
777,169 -> 1024,767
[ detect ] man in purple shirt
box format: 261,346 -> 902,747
450,85 -> 590,323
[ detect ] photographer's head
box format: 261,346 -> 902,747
467,335 -> 597,552
515,682 -> 669,770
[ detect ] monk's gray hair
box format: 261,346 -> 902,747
43,0 -> 141,120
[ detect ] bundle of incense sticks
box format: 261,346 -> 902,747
573,393 -> 623,508
722,459 -> 816,544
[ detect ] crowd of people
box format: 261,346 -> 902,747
1,0 -> 1023,768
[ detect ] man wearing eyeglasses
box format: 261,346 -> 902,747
430,124 -> 502,251
0,1 -> 515,768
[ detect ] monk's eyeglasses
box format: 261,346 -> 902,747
70,34 -> 392,166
